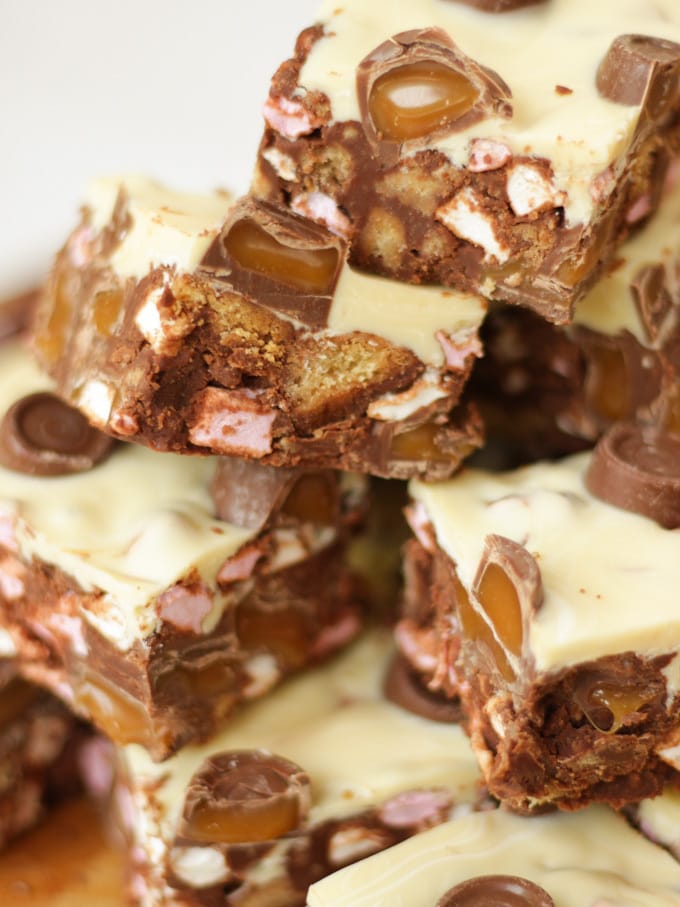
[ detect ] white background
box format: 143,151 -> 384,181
0,0 -> 318,297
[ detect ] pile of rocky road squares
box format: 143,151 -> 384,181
3,1 -> 680,904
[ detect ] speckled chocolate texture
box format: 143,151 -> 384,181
33,177 -> 486,480
254,0 -> 680,323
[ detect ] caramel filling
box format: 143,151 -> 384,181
476,562 -> 523,658
36,273 -> 72,365
236,602 -> 309,669
76,673 -> 157,748
391,423 -> 449,462
183,794 -> 300,845
93,288 -> 124,335
224,219 -> 338,293
585,344 -> 629,423
454,571 -> 515,683
282,473 -> 336,524
575,677 -> 652,733
369,61 -> 479,142
557,225 -> 608,288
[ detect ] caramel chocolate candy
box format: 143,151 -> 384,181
458,534 -> 542,683
630,263 -> 674,344
0,391 -> 114,476
384,653 -> 462,724
596,34 -> 680,119
199,197 -> 346,328
586,422 -> 680,529
181,750 -> 311,845
356,27 -> 512,158
445,0 -> 547,10
437,875 -> 554,906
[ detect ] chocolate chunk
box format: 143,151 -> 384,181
444,0 -> 546,10
596,34 -> 680,119
0,392 -> 114,476
0,289 -> 39,341
585,422 -> 680,529
630,263 -> 673,344
437,874 -> 555,906
199,197 -> 346,329
384,653 -> 462,723
211,459 -> 340,531
356,28 -> 512,160
181,750 -> 311,845
211,458 -> 300,531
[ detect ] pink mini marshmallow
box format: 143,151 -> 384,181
468,138 -> 512,173
263,95 -> 325,139
379,789 -> 453,830
157,582 -> 214,634
189,388 -> 276,458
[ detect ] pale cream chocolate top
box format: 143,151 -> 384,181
329,266 -> 485,366
573,171 -> 680,341
307,806 -> 680,906
86,175 -> 231,280
300,0 -> 680,227
124,629 -> 481,835
0,342 -> 254,649
411,453 -> 680,672
637,788 -> 680,856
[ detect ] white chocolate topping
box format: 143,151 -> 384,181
410,453 -> 680,672
328,266 -> 486,366
307,806 -> 680,906
86,175 -> 230,280
573,172 -> 680,342
0,342 -> 254,649
637,788 -> 680,858
299,0 -> 680,227
123,629 -> 481,842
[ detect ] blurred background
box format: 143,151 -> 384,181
0,0 -> 319,297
